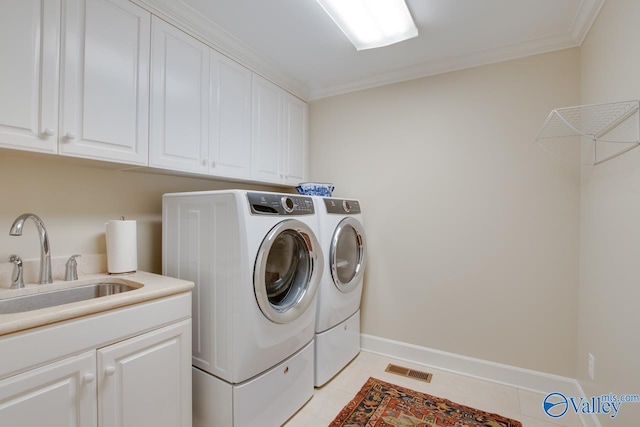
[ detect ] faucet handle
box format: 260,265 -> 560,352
65,254 -> 81,281
9,255 -> 24,289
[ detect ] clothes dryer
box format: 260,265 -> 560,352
313,197 -> 367,387
163,190 -> 323,427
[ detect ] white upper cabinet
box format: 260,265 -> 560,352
0,0 -> 60,153
149,17 -> 209,174
282,93 -> 308,186
59,0 -> 150,165
252,74 -> 283,183
252,75 -> 308,185
209,50 -> 252,179
0,0 -> 307,185
149,22 -> 252,180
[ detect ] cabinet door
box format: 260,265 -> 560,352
97,320 -> 192,427
251,74 -> 283,183
0,0 -> 59,153
60,0 -> 150,165
0,351 -> 97,427
209,51 -> 252,179
149,17 -> 209,174
282,94 -> 308,185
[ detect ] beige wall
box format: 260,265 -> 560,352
0,152 -> 276,276
309,49 -> 581,377
578,1 -> 640,425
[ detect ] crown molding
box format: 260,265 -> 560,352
308,0 -> 606,100
130,0 -> 311,101
308,33 -> 579,100
572,0 -> 607,44
131,0 -> 605,102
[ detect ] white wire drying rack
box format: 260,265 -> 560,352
535,100 -> 640,165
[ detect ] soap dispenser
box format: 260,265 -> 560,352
9,255 -> 24,289
65,254 -> 81,281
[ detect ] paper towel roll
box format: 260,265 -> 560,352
106,219 -> 137,274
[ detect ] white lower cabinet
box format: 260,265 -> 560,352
0,294 -> 191,427
98,321 -> 191,427
0,351 -> 97,427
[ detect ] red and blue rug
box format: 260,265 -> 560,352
330,377 -> 522,426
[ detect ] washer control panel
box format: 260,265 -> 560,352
247,192 -> 315,215
323,198 -> 361,215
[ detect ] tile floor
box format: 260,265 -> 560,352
284,351 -> 585,427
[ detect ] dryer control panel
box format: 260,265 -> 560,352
247,192 -> 315,215
323,198 -> 361,215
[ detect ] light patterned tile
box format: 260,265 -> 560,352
286,351 -> 586,427
283,409 -> 327,427
515,414 -> 576,427
348,352 -> 522,419
300,385 -> 355,422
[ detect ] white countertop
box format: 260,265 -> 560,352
0,271 -> 193,336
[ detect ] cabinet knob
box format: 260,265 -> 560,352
65,131 -> 76,140
104,366 -> 116,376
43,128 -> 55,137
201,159 -> 207,166
211,161 -> 216,168
83,373 -> 95,384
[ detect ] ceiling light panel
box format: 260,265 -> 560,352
316,0 -> 418,50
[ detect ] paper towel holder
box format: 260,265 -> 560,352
106,217 -> 137,275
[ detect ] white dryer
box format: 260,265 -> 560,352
313,197 -> 367,387
162,190 -> 323,427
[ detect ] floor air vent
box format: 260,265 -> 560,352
385,364 -> 433,383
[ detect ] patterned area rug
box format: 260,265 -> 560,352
330,377 -> 522,427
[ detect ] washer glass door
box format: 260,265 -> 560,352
254,219 -> 322,323
330,217 -> 366,293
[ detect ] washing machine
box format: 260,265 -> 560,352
313,197 -> 367,387
162,190 -> 323,426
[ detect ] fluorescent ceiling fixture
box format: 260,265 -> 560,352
316,0 -> 418,51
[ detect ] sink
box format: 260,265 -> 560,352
0,281 -> 141,314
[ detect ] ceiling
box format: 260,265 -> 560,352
136,0 -> 605,101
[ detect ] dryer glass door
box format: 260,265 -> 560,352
330,217 -> 366,293
254,219 -> 323,324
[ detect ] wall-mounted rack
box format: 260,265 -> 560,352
535,100 -> 640,165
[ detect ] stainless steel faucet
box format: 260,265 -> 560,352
9,213 -> 52,284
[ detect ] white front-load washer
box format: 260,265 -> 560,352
313,197 -> 367,387
162,190 -> 323,426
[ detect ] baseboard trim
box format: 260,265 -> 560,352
360,334 -> 601,427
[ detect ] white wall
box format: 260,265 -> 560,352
309,49 -> 581,377
578,1 -> 640,425
0,152 -> 276,277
